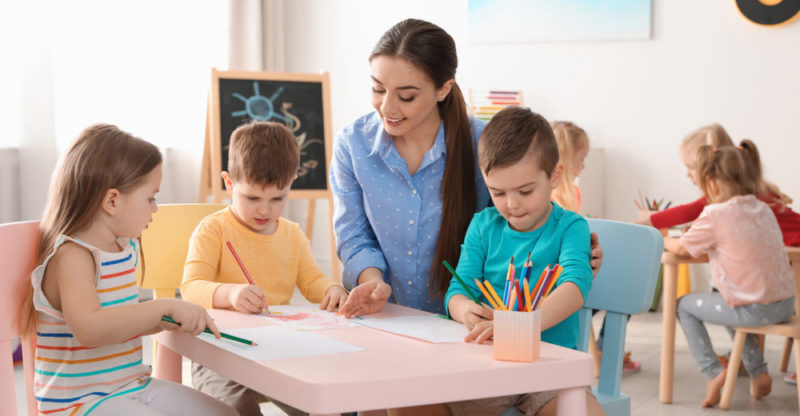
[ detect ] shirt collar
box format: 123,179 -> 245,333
367,121 -> 447,162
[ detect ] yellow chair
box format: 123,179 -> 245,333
720,247 -> 800,410
136,203 -> 226,370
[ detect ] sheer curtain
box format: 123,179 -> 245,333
0,0 -> 230,222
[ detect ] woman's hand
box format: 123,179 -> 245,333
339,280 -> 392,318
590,232 -> 604,278
320,285 -> 349,312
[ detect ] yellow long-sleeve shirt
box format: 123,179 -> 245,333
180,207 -> 340,309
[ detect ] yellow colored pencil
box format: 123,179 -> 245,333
484,280 -> 507,311
523,279 -> 532,312
474,279 -> 501,310
508,290 -> 517,311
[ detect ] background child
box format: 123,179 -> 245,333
180,121 -> 348,416
444,107 -> 604,416
20,124 -> 236,416
665,140 -> 795,408
637,123 -> 800,247
551,120 -> 589,213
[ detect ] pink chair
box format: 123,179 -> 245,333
0,221 -> 40,415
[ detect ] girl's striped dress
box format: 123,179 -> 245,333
31,236 -> 151,416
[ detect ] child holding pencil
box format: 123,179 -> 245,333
180,121 -> 348,416
665,141 -> 795,408
444,107 -> 604,415
20,124 -> 236,416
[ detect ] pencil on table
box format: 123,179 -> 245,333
161,316 -> 257,346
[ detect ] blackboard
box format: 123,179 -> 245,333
206,69 -> 332,201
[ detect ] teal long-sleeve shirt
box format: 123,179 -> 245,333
443,202 -> 593,349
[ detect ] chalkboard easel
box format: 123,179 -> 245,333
201,68 -> 339,280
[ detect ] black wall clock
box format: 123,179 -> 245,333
736,0 -> 800,26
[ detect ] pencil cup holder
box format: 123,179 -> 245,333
493,309 -> 541,362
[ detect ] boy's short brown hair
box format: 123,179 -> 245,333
479,106 -> 559,177
228,121 -> 299,188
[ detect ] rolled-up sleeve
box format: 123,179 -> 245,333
329,131 -> 387,290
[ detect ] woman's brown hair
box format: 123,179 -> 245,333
19,124 -> 162,335
370,19 -> 476,297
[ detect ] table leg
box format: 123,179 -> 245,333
659,263 -> 678,403
153,342 -> 182,383
557,386 -> 587,416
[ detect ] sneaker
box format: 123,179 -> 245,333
622,351 -> 641,373
784,372 -> 797,385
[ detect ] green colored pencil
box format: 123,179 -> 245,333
442,260 -> 481,304
161,316 -> 257,346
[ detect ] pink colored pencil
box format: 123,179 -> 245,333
226,241 -> 255,285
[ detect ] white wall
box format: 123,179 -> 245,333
284,0 -> 800,222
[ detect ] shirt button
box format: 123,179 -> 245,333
408,251 -> 413,255
412,189 -> 417,195
409,220 -> 414,225
408,280 -> 413,286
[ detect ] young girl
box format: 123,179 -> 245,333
20,124 -> 237,416
551,121 -> 589,212
665,140 -> 795,408
637,123 -> 800,247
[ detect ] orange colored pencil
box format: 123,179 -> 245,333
474,279 -> 501,310
523,279 -> 532,312
507,290 -> 517,311
528,266 -> 549,302
484,280 -> 507,311
541,265 -> 564,300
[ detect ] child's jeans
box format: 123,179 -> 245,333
677,293 -> 794,380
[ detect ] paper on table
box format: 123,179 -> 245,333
353,314 -> 469,343
198,326 -> 362,361
258,304 -> 359,330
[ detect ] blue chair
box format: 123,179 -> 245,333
575,219 -> 663,416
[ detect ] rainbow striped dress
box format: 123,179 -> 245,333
31,236 -> 151,416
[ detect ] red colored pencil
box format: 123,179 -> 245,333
226,241 -> 255,285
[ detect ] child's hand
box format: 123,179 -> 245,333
461,303 -> 493,330
166,300 -> 221,338
339,280 -> 392,318
228,284 -> 267,314
465,320 -> 494,344
320,286 -> 349,312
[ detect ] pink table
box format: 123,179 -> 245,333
152,304 -> 593,416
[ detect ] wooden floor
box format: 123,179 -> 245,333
14,311 -> 800,415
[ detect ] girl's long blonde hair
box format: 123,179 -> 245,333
551,121 -> 589,212
19,124 -> 162,335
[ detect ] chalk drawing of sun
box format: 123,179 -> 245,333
231,82 -> 295,129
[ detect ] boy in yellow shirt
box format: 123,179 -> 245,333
181,121 -> 348,416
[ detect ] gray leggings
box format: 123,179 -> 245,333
677,293 -> 794,380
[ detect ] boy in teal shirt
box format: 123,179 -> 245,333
445,107 -> 603,415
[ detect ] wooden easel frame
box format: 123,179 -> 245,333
201,68 -> 340,280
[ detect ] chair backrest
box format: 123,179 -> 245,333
137,204 -> 227,298
583,218 -> 664,315
0,221 -> 40,416
577,219 -> 663,416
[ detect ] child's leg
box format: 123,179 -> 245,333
192,361 -> 307,416
677,293 -> 725,379
88,378 -> 238,416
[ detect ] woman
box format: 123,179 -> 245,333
332,19 -> 602,319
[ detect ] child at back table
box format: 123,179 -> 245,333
180,121 -> 348,416
21,124 -> 236,416
665,140 -> 795,408
444,107 -> 604,416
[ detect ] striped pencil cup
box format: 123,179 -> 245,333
493,309 -> 541,362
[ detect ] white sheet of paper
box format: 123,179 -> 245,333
258,304 -> 359,330
198,326 -> 363,361
353,314 -> 469,343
